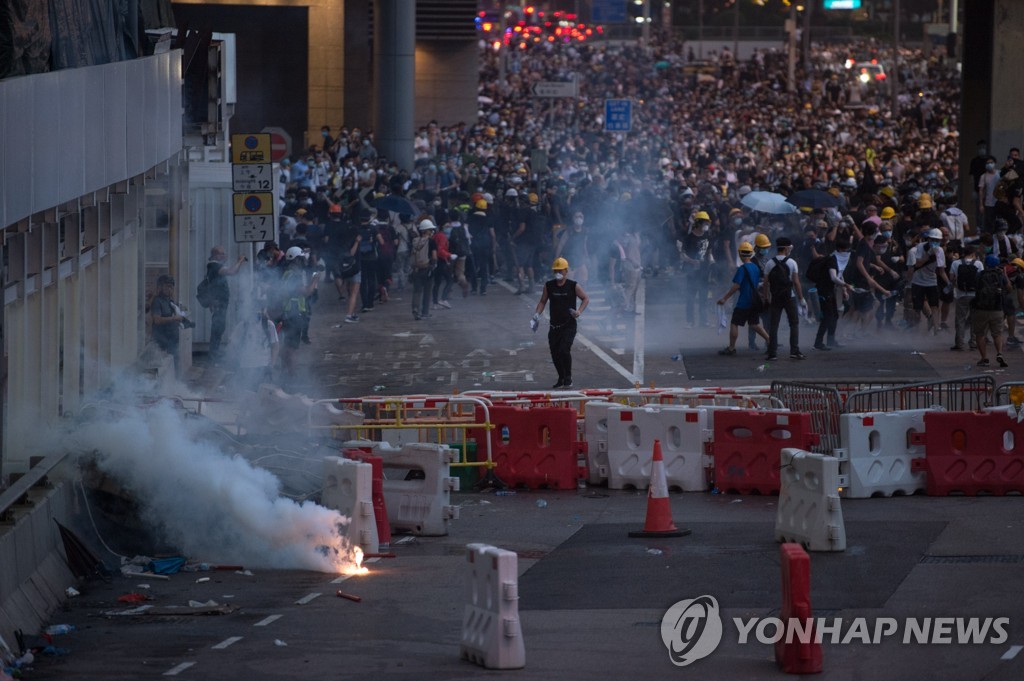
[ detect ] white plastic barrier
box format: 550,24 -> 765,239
322,456 -> 379,553
344,441 -> 460,536
460,543 -> 526,670
583,401 -> 617,484
775,448 -> 846,552
835,410 -> 930,498
604,405 -> 711,491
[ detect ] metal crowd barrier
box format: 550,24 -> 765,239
842,376 -> 995,414
995,381 -> 1024,406
769,382 -> 845,455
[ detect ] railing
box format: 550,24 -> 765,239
0,454 -> 65,521
995,381 -> 1024,406
770,381 -> 845,454
843,376 -> 995,414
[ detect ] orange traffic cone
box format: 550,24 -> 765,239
629,439 -> 691,538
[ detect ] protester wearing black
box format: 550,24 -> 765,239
532,259 -> 589,388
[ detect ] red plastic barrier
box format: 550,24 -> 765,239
910,411 -> 1024,496
470,405 -> 584,489
712,411 -> 818,495
775,543 -> 823,674
342,448 -> 391,546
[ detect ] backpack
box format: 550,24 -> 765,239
412,236 -> 431,270
955,260 -> 979,293
767,256 -> 793,304
972,268 -> 1004,311
805,255 -> 835,288
448,225 -> 469,257
196,277 -> 215,309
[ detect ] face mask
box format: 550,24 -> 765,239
987,163 -> 995,171
757,248 -> 770,257
732,218 -> 743,226
554,272 -> 565,281
875,246 -> 888,254
882,231 -> 892,239
443,227 -> 452,236
363,140 -> 370,146
574,217 -> 584,226
303,198 -> 313,206
362,163 -> 369,170
322,131 -> 329,138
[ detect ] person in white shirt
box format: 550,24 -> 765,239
906,227 -> 949,332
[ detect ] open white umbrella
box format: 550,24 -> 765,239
741,191 -> 800,215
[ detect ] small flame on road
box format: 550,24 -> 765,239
343,546 -> 369,576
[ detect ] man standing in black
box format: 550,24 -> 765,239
151,274 -> 188,377
532,257 -> 589,388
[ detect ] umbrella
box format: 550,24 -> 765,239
478,95 -> 494,105
786,189 -> 841,210
740,191 -> 800,215
374,194 -> 418,216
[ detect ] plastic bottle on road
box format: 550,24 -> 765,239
45,624 -> 76,635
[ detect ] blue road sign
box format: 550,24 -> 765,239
604,99 -> 632,133
592,0 -> 627,23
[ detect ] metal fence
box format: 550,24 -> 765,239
994,381 -> 1024,406
769,381 -> 845,455
842,376 -> 996,414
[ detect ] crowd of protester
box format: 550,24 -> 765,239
231,33 -> 1024,378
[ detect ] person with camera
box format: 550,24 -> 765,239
205,245 -> 247,362
150,274 -> 193,378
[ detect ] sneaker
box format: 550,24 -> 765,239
790,352 -> 807,360
361,307 -> 373,313
552,381 -> 564,389
813,344 -> 831,351
828,341 -> 845,348
1008,336 -> 1022,346
562,379 -> 573,388
718,347 -> 737,356
413,314 -> 421,321
438,300 -> 452,309
480,291 -> 487,296
765,355 -> 778,361
998,354 -> 1009,368
344,315 -> 359,323
949,345 -> 964,351
978,358 -> 990,367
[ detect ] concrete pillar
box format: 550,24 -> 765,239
343,0 -> 372,131
373,0 -> 415,171
959,0 -> 1024,208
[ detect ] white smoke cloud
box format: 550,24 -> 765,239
63,382 -> 356,573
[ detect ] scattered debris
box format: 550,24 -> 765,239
274,639 -> 288,647
336,590 -> 362,603
64,587 -> 80,598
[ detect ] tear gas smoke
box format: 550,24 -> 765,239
66,386 -> 358,573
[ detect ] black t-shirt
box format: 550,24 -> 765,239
845,241 -> 876,288
467,212 -> 493,248
205,261 -> 229,305
681,231 -> 712,264
150,293 -> 179,350
546,278 -> 578,326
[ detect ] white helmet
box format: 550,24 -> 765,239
924,228 -> 943,241
285,246 -> 305,261
418,219 -> 437,233
505,188 -> 519,198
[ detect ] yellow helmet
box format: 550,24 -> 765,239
738,242 -> 754,255
880,206 -> 896,220
528,193 -> 540,204
475,199 -> 488,210
552,257 -> 569,271
754,233 -> 772,249
694,211 -> 711,222
918,193 -> 933,209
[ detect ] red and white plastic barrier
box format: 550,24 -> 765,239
322,456 -> 379,553
604,405 -> 713,491
775,543 -> 823,674
460,543 -> 526,670
835,410 -> 929,498
775,448 -> 846,552
583,401 -> 617,484
911,411 -> 1024,496
344,441 -> 460,536
713,411 -> 818,495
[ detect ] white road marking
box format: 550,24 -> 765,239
163,662 -> 195,676
295,592 -> 322,605
212,636 -> 243,650
633,280 -> 646,383
1002,645 -> 1023,660
331,575 -> 352,584
254,614 -> 282,627
395,536 -> 414,545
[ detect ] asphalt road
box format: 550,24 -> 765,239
22,268 -> 1024,681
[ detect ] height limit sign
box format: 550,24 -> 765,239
232,192 -> 275,243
